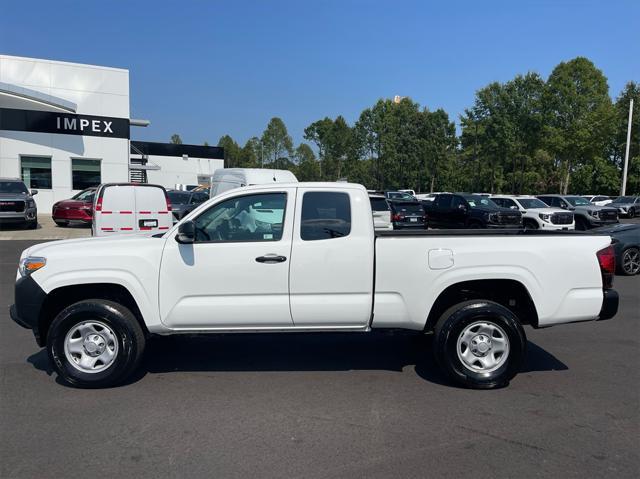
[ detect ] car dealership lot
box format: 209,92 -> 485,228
1,240 -> 638,478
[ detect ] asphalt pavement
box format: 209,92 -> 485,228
0,239 -> 638,478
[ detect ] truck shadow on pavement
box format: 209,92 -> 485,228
28,332 -> 568,388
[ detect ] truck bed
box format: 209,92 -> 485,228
375,229 -> 596,237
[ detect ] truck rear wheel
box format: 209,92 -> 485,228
433,300 -> 526,389
47,300 -> 145,388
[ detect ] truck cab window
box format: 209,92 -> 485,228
301,192 -> 351,241
192,193 -> 286,242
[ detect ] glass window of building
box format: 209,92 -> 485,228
21,157 -> 52,189
72,159 -> 101,190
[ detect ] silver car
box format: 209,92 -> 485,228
609,196 -> 640,218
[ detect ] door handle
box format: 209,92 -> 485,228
255,254 -> 287,264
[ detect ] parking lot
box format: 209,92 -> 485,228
1,237 -> 638,478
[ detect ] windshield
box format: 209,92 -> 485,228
612,196 -> 635,203
462,195 -> 498,208
566,196 -> 592,206
167,191 -> 191,204
517,198 -> 549,209
72,189 -> 95,202
0,181 -> 29,194
387,192 -> 415,201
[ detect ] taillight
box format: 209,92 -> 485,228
392,213 -> 404,221
95,195 -> 103,212
596,245 -> 615,289
165,192 -> 172,212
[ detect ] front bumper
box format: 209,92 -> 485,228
486,223 -> 523,229
52,207 -> 92,222
0,208 -> 37,222
9,274 -> 47,346
598,289 -> 619,321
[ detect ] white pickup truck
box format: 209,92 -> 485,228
11,183 -> 619,389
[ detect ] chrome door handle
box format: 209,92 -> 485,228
255,254 -> 287,264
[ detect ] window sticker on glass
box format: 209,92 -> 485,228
263,233 -> 273,240
468,201 -> 476,207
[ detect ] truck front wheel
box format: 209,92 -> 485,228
46,300 -> 145,388
433,300 -> 526,389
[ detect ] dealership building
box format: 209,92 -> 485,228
0,54 -> 224,211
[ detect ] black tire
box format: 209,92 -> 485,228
619,247 -> 640,276
628,208 -> 635,218
523,219 -> 539,230
467,221 -> 482,229
26,219 -> 38,229
433,300 -> 527,389
47,299 -> 145,388
575,216 -> 588,231
54,220 -> 68,227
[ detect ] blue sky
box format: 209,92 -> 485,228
2,0 -> 638,147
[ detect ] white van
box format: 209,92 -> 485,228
209,168 -> 298,197
92,183 -> 173,237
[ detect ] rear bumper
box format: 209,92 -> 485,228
598,289 -> 619,321
10,274 -> 47,346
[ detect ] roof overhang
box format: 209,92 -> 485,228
0,83 -> 76,113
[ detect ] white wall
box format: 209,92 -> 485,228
0,55 -> 130,212
143,155 -> 224,188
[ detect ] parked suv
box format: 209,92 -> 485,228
537,195 -> 618,230
388,200 -> 427,229
369,193 -> 393,231
424,193 -> 522,229
0,178 -> 38,229
609,196 -> 640,218
491,195 -> 574,230
167,190 -> 210,220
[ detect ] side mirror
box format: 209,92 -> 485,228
31,189 -> 38,196
175,220 -> 195,244
458,203 -> 467,211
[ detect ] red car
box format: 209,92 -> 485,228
52,187 -> 96,226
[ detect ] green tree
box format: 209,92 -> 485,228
239,137 -> 262,168
611,82 -> 640,194
293,143 -> 320,180
217,135 -> 242,168
543,57 -> 615,194
261,117 -> 293,165
170,134 -> 182,145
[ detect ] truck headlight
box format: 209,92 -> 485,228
589,210 -> 599,218
27,199 -> 36,208
538,213 -> 552,222
19,256 -> 46,276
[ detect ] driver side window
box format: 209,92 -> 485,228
192,193 -> 286,243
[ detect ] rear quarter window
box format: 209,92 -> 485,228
301,192 -> 351,241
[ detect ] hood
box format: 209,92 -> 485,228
24,234 -> 165,259
0,193 -> 31,200
54,199 -> 91,208
526,207 -> 568,214
572,204 -> 616,212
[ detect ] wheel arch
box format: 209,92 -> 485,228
425,279 -> 539,332
38,283 -> 149,347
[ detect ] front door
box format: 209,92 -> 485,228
158,189 -> 295,329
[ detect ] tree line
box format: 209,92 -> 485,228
172,57 -> 639,195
